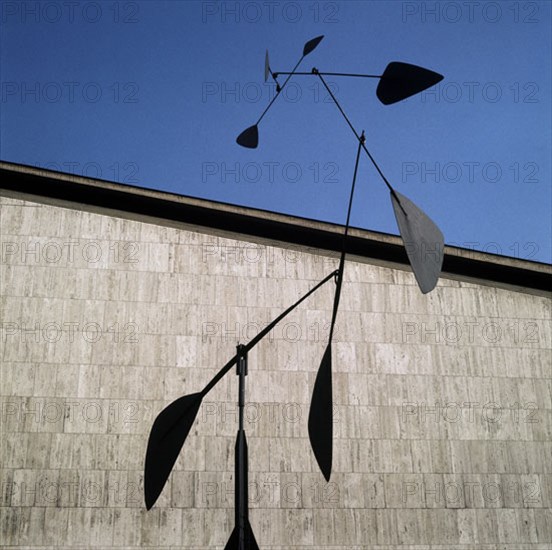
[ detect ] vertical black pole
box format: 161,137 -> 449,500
236,344 -> 248,550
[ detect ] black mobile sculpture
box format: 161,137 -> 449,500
144,36 -> 445,549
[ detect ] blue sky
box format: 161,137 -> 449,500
2,0 -> 551,263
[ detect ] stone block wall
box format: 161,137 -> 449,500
1,194 -> 550,548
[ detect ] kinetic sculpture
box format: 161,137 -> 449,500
145,36 -> 445,549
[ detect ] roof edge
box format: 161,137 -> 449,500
1,162 -> 550,295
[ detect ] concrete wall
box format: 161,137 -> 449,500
1,193 -> 550,549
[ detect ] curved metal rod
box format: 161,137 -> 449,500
313,69 -> 407,217
256,55 -> 305,125
330,131 -> 364,338
201,268 -> 338,397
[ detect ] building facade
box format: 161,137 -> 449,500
1,163 -> 551,549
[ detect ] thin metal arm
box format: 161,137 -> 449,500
329,132 -> 364,340
201,269 -> 338,397
256,55 -> 304,125
342,131 -> 364,241
274,71 -> 381,79
314,69 -> 407,216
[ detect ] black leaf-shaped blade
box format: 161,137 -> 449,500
144,392 -> 203,510
390,190 -> 444,294
236,125 -> 259,148
308,344 -> 333,481
303,35 -> 324,56
377,61 -> 443,105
